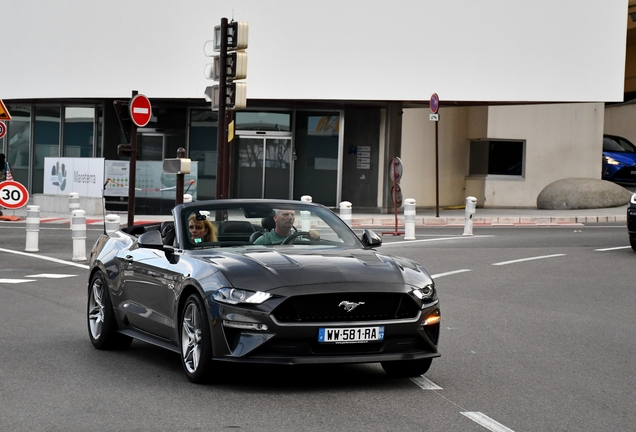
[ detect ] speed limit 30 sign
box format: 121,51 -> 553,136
0,180 -> 30,209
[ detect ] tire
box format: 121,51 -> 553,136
180,294 -> 213,384
87,271 -> 132,350
381,358 -> 433,378
630,234 -> 636,252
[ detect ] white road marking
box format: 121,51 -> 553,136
25,274 -> 77,278
461,412 -> 515,432
0,279 -> 37,284
380,235 -> 492,246
595,246 -> 632,252
492,253 -> 565,266
0,248 -> 90,269
431,269 -> 472,279
410,375 -> 443,390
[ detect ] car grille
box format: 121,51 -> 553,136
628,207 -> 636,231
272,292 -> 420,323
614,166 -> 636,182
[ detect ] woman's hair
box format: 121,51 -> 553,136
0,153 -> 5,165
187,213 -> 218,242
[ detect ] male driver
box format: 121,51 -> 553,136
253,209 -> 319,244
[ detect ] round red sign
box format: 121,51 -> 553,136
430,93 -> 440,114
130,94 -> 152,127
0,180 -> 30,209
0,121 -> 6,139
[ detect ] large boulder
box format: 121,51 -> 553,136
537,178 -> 632,210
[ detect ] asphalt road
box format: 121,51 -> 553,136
0,221 -> 634,431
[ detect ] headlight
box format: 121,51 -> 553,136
212,288 -> 272,305
411,284 -> 436,300
604,155 -> 621,166
631,193 -> 636,205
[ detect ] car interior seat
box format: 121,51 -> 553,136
249,216 -> 276,243
160,221 -> 176,247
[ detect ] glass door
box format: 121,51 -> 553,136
236,135 -> 292,199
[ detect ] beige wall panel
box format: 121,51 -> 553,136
604,103 -> 636,142
484,103 -> 604,207
401,108 -> 470,208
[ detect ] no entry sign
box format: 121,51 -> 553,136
0,180 -> 30,209
0,121 -> 6,139
130,94 -> 152,127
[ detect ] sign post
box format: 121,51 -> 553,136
382,157 -> 405,236
113,91 -> 153,228
430,93 -> 440,217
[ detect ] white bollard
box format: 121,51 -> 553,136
300,195 -> 312,231
71,209 -> 87,261
183,194 -> 193,203
463,196 -> 477,236
69,192 -> 80,212
339,201 -> 352,226
105,214 -> 121,236
25,205 -> 40,252
404,198 -> 416,240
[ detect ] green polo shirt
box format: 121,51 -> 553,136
252,230 -> 288,245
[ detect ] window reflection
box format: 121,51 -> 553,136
63,107 -> 94,157
6,106 -> 31,188
235,112 -> 291,131
34,106 -> 61,193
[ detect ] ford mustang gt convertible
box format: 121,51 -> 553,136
87,199 -> 441,383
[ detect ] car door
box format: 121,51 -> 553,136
119,247 -> 176,339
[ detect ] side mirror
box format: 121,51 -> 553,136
138,230 -> 164,249
361,229 -> 382,248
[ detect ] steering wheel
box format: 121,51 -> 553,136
281,231 -> 312,244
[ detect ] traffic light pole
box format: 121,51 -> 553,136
216,18 -> 229,200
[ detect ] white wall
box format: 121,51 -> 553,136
0,0 -> 627,102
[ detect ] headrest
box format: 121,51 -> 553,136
261,216 -> 276,231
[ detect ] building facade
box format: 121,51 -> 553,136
0,1 -> 628,214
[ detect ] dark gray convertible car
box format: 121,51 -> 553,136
87,199 -> 440,383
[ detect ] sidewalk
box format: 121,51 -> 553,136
0,205 -> 629,227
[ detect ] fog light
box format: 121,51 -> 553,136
223,320 -> 268,331
423,310 -> 440,326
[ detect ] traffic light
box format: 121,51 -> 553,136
203,20 -> 248,111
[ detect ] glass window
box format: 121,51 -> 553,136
189,109 -> 218,200
34,106 -> 61,193
6,105 -> 31,188
63,107 -> 94,157
469,140 -> 524,177
293,112 -> 340,206
235,112 -> 291,131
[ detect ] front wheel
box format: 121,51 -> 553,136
630,234 -> 636,252
87,271 -> 132,350
180,294 -> 213,384
381,358 -> 433,378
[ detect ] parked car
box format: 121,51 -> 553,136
628,192 -> 636,251
87,199 -> 441,383
602,134 -> 636,184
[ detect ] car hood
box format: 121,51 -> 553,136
604,151 -> 636,166
193,247 -> 433,290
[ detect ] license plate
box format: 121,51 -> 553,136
318,326 -> 384,343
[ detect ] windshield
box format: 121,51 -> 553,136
179,200 -> 361,250
603,136 -> 636,153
